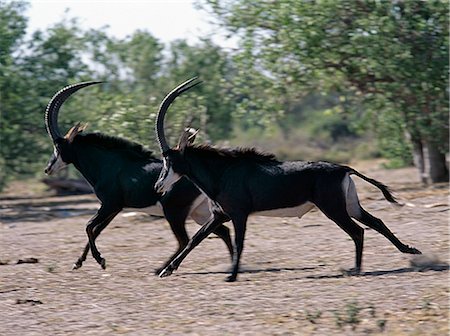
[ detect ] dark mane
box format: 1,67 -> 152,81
190,144 -> 280,163
77,133 -> 156,159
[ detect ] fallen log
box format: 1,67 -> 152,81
42,178 -> 93,195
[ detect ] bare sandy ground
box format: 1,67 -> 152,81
0,163 -> 448,335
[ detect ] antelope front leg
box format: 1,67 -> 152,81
72,242 -> 90,270
85,207 -> 120,269
159,214 -> 227,278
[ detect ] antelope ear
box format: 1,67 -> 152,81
177,127 -> 198,152
65,122 -> 87,143
186,127 -> 199,145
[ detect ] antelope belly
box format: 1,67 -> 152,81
124,202 -> 165,217
252,202 -> 314,218
188,194 -> 213,225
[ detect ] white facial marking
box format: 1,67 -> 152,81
160,166 -> 182,193
155,158 -> 182,194
45,147 -> 68,175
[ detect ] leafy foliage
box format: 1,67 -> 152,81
1,0 -> 448,190
0,3 -> 239,189
203,0 -> 449,181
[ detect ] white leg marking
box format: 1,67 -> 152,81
343,174 -> 362,218
252,202 -> 315,218
125,201 -> 165,217
189,195 -> 215,225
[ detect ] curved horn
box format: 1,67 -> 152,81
155,77 -> 202,154
45,81 -> 103,142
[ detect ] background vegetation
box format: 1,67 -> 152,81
0,0 -> 448,191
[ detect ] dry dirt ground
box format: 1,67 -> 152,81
0,162 -> 448,335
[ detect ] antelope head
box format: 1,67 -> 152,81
154,77 -> 201,193
44,81 -> 102,175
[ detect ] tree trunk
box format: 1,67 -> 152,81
406,130 -> 449,184
422,140 -> 449,184
410,137 -> 427,184
405,130 -> 428,184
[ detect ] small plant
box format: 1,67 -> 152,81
46,264 -> 57,273
333,311 -> 344,329
108,323 -> 121,332
345,301 -> 361,329
334,300 -> 362,330
377,319 -> 387,332
305,309 -> 322,324
367,304 -> 376,318
420,298 -> 432,311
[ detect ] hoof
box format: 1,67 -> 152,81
99,258 -> 106,270
72,261 -> 82,270
401,245 -> 422,254
399,245 -> 422,254
409,247 -> 422,255
225,275 -> 237,282
159,267 -> 173,278
341,267 -> 361,276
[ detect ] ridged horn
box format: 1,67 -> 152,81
155,77 -> 202,154
44,81 -> 103,142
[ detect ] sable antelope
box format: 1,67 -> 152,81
154,78 -> 422,282
44,81 -> 233,272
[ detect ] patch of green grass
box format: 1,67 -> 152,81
367,304 -> 376,318
305,309 -> 322,324
377,319 -> 387,332
421,298 -> 432,310
334,300 -> 362,330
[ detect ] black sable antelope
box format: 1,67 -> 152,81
44,81 -> 233,272
154,78 -> 422,282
